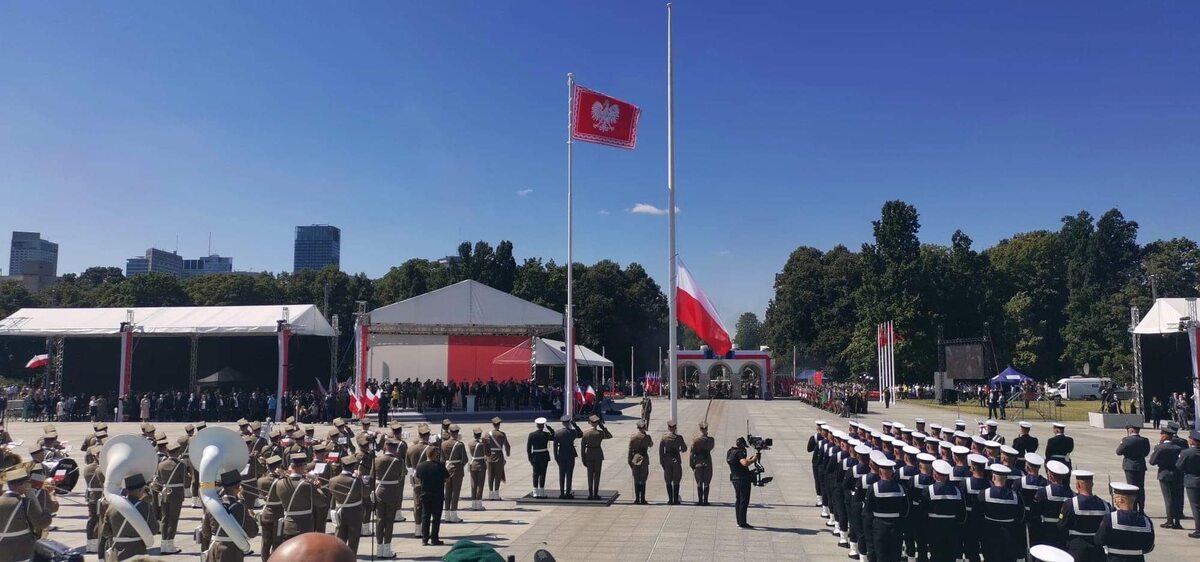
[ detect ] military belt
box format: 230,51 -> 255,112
285,509 -> 312,517
1041,516 -> 1058,523
1068,530 -> 1095,537
927,513 -> 956,519
337,500 -> 361,508
985,517 -> 1014,523
530,448 -> 548,453
377,480 -> 399,485
86,487 -> 104,493
162,483 -> 185,488
212,536 -> 240,543
872,512 -> 900,518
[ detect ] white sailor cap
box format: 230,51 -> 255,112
833,431 -> 848,440
914,418 -> 925,424
816,420 -> 828,426
876,458 -> 897,469
984,440 -> 1001,449
925,436 -> 940,443
535,417 -> 547,425
917,453 -> 936,463
939,441 -> 954,450
989,464 -> 1012,475
892,423 -> 906,429
970,435 -> 985,444
954,420 -> 967,427
968,453 -> 989,466
952,446 -> 971,455
848,439 -> 862,447
932,459 -> 953,475
881,435 -> 895,443
882,421 -> 894,427
849,421 -> 859,427
1029,544 -> 1074,562
929,424 -> 943,431
870,431 -> 882,439
1111,482 -> 1139,495
903,446 -> 920,456
1024,452 -> 1045,466
1001,445 -> 1019,456
1046,460 -> 1070,476
960,432 -> 975,440
1052,423 -> 1066,429
869,450 -> 888,464
986,420 -> 999,427
912,432 -> 926,440
854,445 -> 872,455
1019,422 -> 1032,429
1074,470 -> 1095,480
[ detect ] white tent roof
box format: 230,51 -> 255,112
0,305 -> 336,337
532,338 -> 613,368
1133,298 -> 1198,335
370,280 -> 563,335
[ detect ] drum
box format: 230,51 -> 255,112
45,458 -> 80,492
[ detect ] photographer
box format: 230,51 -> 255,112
727,437 -> 757,528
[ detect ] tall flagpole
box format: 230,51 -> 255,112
566,72 -> 577,419
666,2 -> 679,424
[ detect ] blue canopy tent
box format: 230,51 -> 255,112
988,366 -> 1033,387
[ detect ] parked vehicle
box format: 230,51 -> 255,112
1049,377 -> 1111,400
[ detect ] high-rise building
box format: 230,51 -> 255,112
293,225 -> 341,272
9,232 -> 58,278
125,248 -> 184,277
182,255 -> 233,278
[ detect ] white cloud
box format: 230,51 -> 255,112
516,189 -> 534,197
599,209 -> 610,215
718,250 -> 731,256
628,203 -> 679,216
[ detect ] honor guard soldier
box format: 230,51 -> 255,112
468,428 -> 488,510
1046,423 -> 1074,469
808,421 -> 826,508
441,425 -> 467,522
1033,460 -> 1075,549
924,460 -> 966,562
1180,429 -> 1200,538
962,454 -> 992,562
690,421 -> 715,506
981,464 -> 1024,562
1116,425 -> 1150,512
660,420 -> 688,505
104,472 -> 158,561
581,415 -> 612,500
485,417 -> 510,500
374,438 -> 405,558
846,444 -> 873,560
908,452 -> 937,561
441,419 -> 453,441
640,395 -> 652,426
263,452 -> 328,549
156,440 -> 188,554
553,416 -> 582,499
1019,453 -> 1048,547
328,453 -> 369,554
256,455 -> 283,562
406,425 -> 430,536
207,469 -> 259,562
1059,470 -> 1110,562
1148,426 -> 1184,529
831,435 -> 854,547
897,446 -> 922,560
864,455 -> 907,562
83,445 -> 105,553
1096,482 -> 1154,561
1014,422 -> 1039,457
308,442 -> 333,534
628,420 -> 653,505
0,466 -> 52,561
526,418 -> 553,498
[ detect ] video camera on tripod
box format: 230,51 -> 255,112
745,422 -> 773,487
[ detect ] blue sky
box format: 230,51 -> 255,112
2,2 -> 1198,326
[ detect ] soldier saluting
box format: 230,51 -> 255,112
628,420 -> 653,505
690,421 -> 714,506
553,416 -> 583,499
581,415 -> 612,500
526,418 -> 553,499
659,420 -> 688,505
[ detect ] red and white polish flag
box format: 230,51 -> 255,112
571,84 -> 642,150
676,259 -> 732,357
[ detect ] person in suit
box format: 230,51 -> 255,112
580,415 -> 613,500
1179,430 -> 1200,538
1116,425 -> 1151,512
415,445 -> 449,546
553,416 -> 583,499
1149,426 -> 1184,529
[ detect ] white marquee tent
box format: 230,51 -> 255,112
491,337 -> 613,368
1133,298 -> 1197,335
0,305 -> 336,337
370,280 -> 562,335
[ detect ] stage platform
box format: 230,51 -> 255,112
514,490 -> 620,506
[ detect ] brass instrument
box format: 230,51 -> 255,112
191,427 -> 254,552
100,435 -> 158,549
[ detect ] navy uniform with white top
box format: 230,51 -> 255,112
962,454 -> 991,562
897,446 -> 922,560
1046,423 -> 1074,469
809,421 -> 827,507
854,451 -> 882,561
864,455 -> 908,562
923,459 -> 966,562
1059,470 -> 1110,562
981,464 -> 1025,562
1013,422 -> 1039,457
910,454 -> 940,562
1033,460 -> 1074,548
845,445 -> 872,560
526,418 -> 553,499
1018,453 -> 1048,550
1094,482 -> 1154,562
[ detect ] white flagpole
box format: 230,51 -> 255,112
565,72 -> 577,419
888,320 -> 894,403
667,2 -> 679,424
877,323 -> 883,404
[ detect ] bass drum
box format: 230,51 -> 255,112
44,458 -> 80,493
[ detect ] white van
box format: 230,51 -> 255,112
1050,377 -> 1110,400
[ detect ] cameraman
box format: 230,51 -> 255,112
727,437 -> 757,528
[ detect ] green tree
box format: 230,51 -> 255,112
988,231 -> 1067,377
96,273 -> 191,307
733,312 -> 763,350
1142,238 -> 1200,298
0,281 -> 34,318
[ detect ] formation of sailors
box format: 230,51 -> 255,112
809,417 -> 1156,562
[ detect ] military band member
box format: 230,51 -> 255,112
1149,426 -> 1184,529
1096,483 -> 1154,561
659,420 -> 688,505
328,454 -> 369,553
485,417 -> 510,500
82,445 -> 105,553
553,416 -> 582,499
374,439 -> 404,558
527,418 -> 553,498
156,440 -> 188,554
468,428 -> 488,510
628,420 -> 653,505
207,469 -> 259,562
690,421 -> 714,506
440,419 -> 453,441
242,435 -> 265,509
309,442 -> 333,534
924,460 -> 966,562
406,424 -> 430,536
1046,423 -> 1074,469
441,425 -> 467,522
255,455 -> 283,561
0,466 -> 51,561
1060,470 -> 1110,562
103,472 -> 158,561
981,464 -> 1024,562
581,415 -> 612,500
262,453 -> 328,549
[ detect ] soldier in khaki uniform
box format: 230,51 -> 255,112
206,469 -> 259,562
103,472 -> 158,561
485,417 -> 511,500
328,454 -> 370,553
155,440 -> 188,554
240,435 -> 263,509
406,424 -> 431,536
255,455 -> 283,562
659,419 -> 688,504
83,445 -> 105,553
441,425 -> 468,522
0,466 -> 52,561
468,428 -> 489,510
262,453 -> 328,549
386,421 -> 407,519
689,421 -> 715,506
581,415 -> 613,500
628,420 -> 653,504
373,439 -> 405,558
308,442 -> 333,534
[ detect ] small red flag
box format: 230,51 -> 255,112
571,84 -> 641,150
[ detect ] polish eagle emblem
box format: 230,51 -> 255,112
591,99 -> 620,132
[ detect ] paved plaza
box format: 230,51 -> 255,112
5,397 -> 1194,561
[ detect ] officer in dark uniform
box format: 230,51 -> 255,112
552,416 -> 582,499
909,452 -> 937,562
808,421 -> 828,508
981,464 -> 1024,562
1019,453 -> 1048,547
1033,460 -> 1075,549
855,445 -> 882,561
1180,430 -> 1200,538
1115,425 -> 1150,512
1149,426 -> 1184,529
1046,423 -> 1074,469
1014,422 -> 1039,457
864,454 -> 907,562
897,446 -> 922,560
924,459 -> 966,562
1059,470 -> 1110,562
526,417 -> 553,498
1095,482 -> 1154,561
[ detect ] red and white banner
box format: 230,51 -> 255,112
676,259 -> 732,357
571,84 -> 642,150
